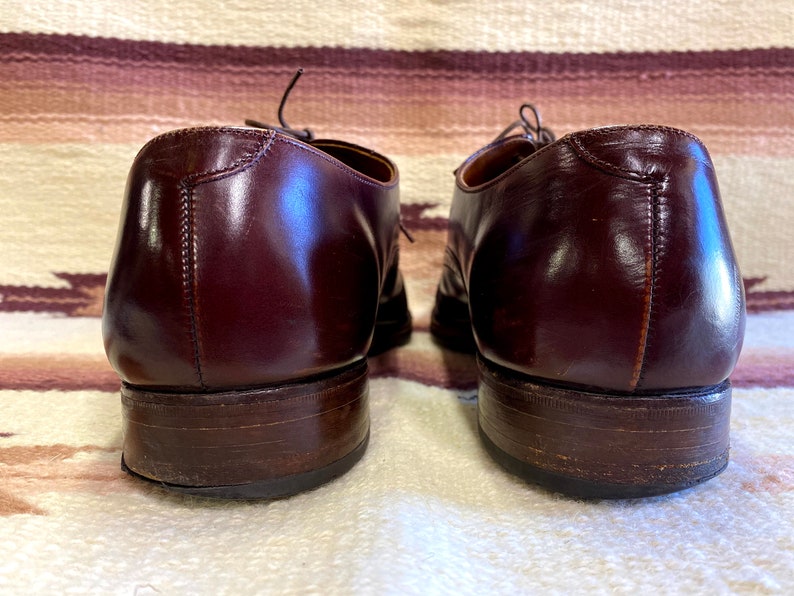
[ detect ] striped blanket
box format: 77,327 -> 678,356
1,1 -> 793,593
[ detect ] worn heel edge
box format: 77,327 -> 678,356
477,356 -> 732,498
121,431 -> 370,500
121,360 -> 370,497
479,425 -> 729,499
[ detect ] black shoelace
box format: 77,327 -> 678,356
493,103 -> 556,144
246,68 -> 315,142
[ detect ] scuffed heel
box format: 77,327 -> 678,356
477,355 -> 732,499
120,360 -> 370,499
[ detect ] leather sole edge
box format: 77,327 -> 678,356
120,360 -> 370,498
477,355 -> 732,498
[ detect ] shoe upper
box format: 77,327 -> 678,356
437,124 -> 746,393
103,126 -> 404,391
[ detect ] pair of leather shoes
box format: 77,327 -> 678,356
103,73 -> 745,499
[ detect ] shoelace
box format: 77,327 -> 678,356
245,68 -> 315,142
245,69 -> 416,244
493,103 -> 556,144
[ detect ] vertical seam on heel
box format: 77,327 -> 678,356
632,180 -> 668,391
176,131 -> 276,391
179,183 -> 206,390
631,181 -> 661,391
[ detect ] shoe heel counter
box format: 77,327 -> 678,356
104,128 -> 399,390
575,126 -> 746,390
472,126 -> 745,392
604,127 -> 746,390
102,128 -> 274,390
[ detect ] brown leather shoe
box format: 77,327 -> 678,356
431,104 -> 745,498
103,72 -> 411,498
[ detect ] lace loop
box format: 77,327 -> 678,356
493,103 -> 556,144
245,68 -> 315,141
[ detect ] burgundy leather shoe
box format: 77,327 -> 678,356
431,105 -> 745,498
103,72 -> 411,498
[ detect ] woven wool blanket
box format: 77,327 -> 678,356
1,1 -> 793,593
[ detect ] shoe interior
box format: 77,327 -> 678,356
460,136 -> 539,187
313,140 -> 397,184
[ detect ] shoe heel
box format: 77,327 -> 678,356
120,361 -> 370,499
477,355 -> 731,498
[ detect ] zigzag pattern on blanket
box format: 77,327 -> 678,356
1,33 -> 792,299
2,33 -> 792,153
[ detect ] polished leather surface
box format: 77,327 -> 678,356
436,125 -> 745,392
103,126 -> 405,391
